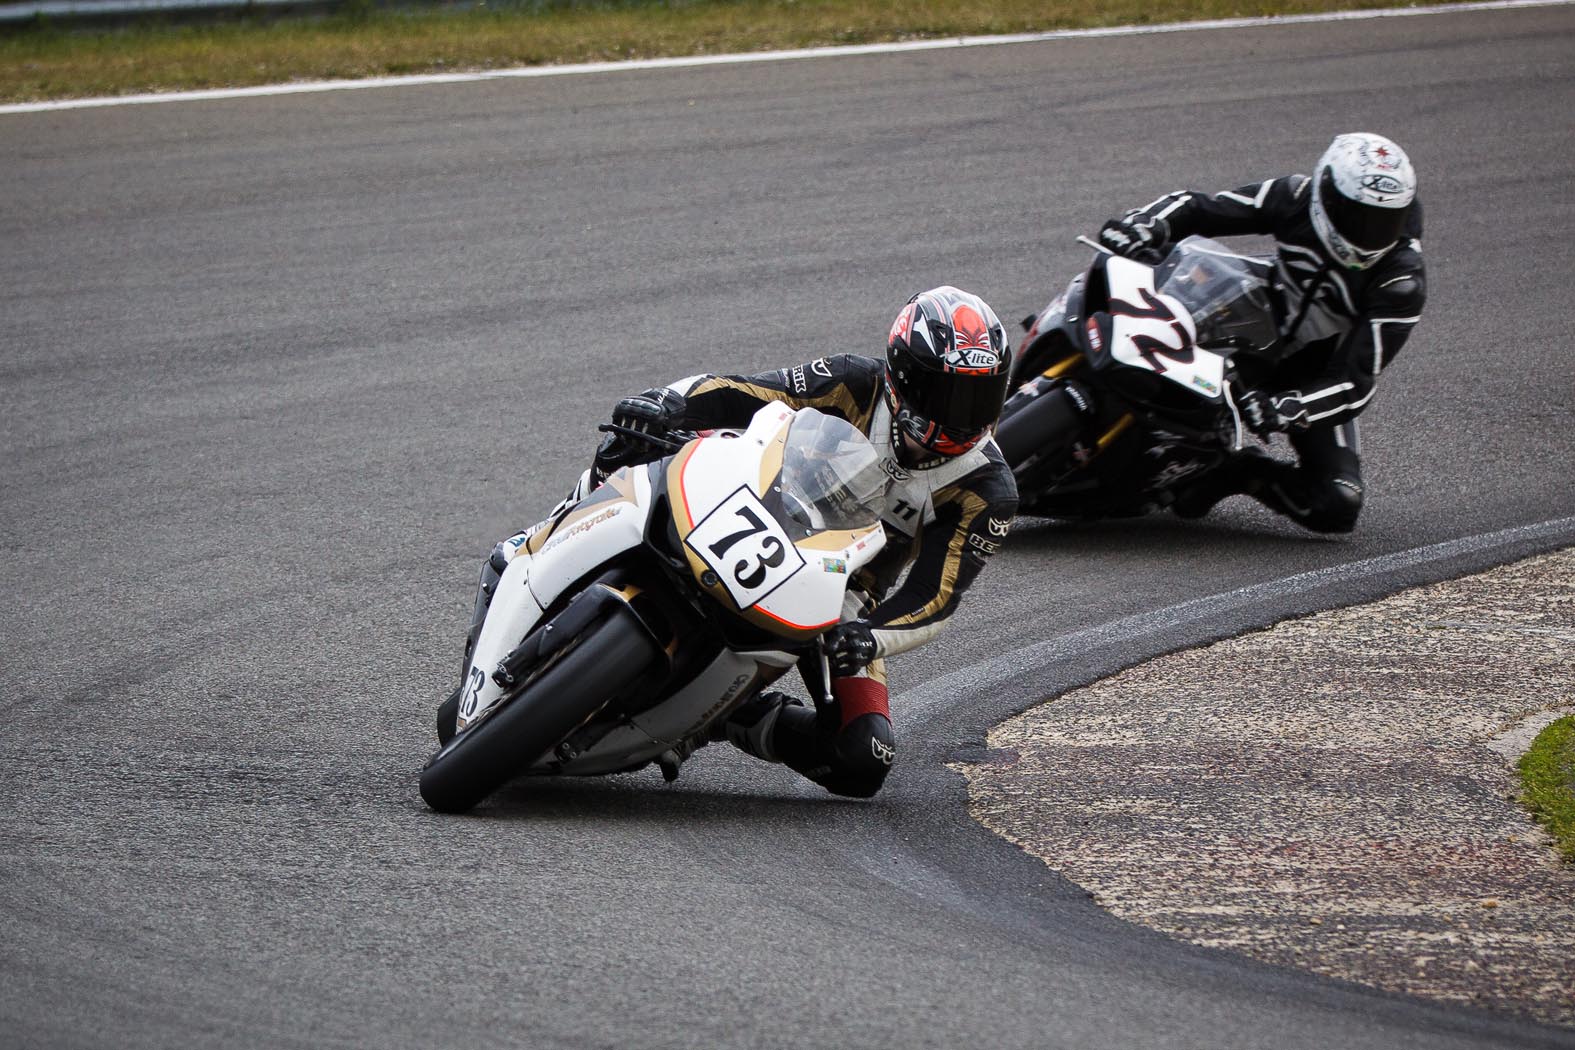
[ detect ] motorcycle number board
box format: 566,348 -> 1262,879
685,486 -> 806,611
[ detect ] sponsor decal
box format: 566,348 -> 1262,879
879,457 -> 911,482
942,303 -> 1000,371
822,556 -> 847,574
1361,173 -> 1405,199
787,365 -> 808,394
1085,318 -> 1103,353
967,534 -> 999,556
987,517 -> 1012,537
697,673 -> 757,728
870,737 -> 895,766
810,357 -> 833,378
540,507 -> 619,553
1191,374 -> 1220,396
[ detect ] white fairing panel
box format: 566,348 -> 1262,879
1105,255 -> 1228,402
676,404 -> 885,634
458,553 -> 544,730
528,466 -> 653,610
546,649 -> 773,775
457,467 -> 654,732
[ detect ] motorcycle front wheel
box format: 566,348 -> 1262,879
418,610 -> 660,814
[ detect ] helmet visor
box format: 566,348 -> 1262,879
898,365 -> 1011,436
1320,168 -> 1409,252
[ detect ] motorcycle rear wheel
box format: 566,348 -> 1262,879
418,610 -> 660,814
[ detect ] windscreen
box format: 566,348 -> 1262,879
778,409 -> 886,531
1155,238 -> 1280,357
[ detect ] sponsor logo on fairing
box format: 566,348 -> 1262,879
541,507 -> 620,553
822,557 -> 848,574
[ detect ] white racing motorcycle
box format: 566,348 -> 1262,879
420,403 -> 888,813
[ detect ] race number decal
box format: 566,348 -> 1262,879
685,486 -> 806,610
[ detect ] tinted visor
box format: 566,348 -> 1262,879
1320,168 -> 1409,252
899,365 -> 1010,435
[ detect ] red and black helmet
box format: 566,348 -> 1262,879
885,286 -> 1012,458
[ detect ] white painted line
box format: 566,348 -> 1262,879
2,0 -> 1570,115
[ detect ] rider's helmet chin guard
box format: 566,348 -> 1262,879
1309,132 -> 1417,271
884,286 -> 1012,462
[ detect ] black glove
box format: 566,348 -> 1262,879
1239,389 -> 1309,436
1097,215 -> 1170,261
611,387 -> 687,436
823,620 -> 878,677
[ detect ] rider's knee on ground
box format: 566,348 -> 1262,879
1302,473 -> 1364,533
772,705 -> 895,799
1260,469 -> 1364,533
823,712 -> 895,798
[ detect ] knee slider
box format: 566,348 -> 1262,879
1311,475 -> 1364,533
821,713 -> 894,799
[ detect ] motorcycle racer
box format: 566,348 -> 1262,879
1096,132 -> 1426,533
483,287 -> 1018,799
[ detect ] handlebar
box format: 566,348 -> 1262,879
596,422 -> 694,454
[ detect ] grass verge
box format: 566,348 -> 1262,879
1518,715 -> 1575,863
1,0 -> 1477,104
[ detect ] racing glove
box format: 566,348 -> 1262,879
1097,215 -> 1170,261
823,620 -> 878,677
1239,389 -> 1310,436
612,387 -> 687,436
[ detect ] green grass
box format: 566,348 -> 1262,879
1518,715 -> 1575,863
1,0 -> 1474,104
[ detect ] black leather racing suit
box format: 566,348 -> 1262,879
647,353 -> 1019,796
1118,175 -> 1427,532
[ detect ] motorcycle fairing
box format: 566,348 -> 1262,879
1104,255 -> 1228,402
456,467 -> 655,732
526,466 -> 653,612
668,403 -> 885,640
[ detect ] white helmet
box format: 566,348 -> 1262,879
1309,133 -> 1417,270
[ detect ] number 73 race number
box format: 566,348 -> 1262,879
685,486 -> 806,609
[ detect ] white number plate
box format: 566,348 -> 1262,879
685,486 -> 806,610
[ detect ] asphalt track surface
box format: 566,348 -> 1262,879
3,6 -> 1574,1048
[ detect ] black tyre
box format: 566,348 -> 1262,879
994,384 -> 1086,470
436,685 -> 460,745
418,610 -> 660,814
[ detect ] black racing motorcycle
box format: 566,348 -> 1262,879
994,236 -> 1286,520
